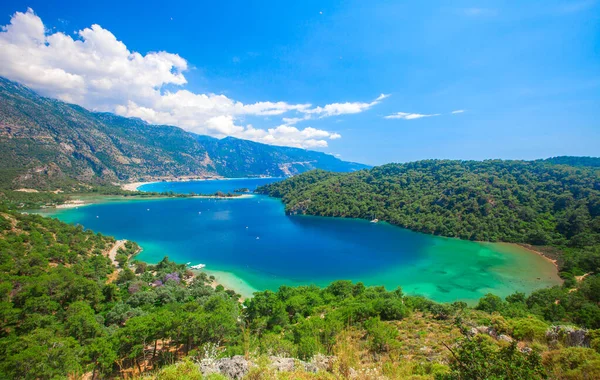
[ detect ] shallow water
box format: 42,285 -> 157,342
48,179 -> 561,303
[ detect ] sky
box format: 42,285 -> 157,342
0,1 -> 598,165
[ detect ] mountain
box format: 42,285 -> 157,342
0,77 -> 368,190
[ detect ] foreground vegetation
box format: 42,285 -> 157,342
1,205 -> 599,378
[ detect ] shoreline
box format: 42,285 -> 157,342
40,189 -> 562,302
120,176 -> 279,192
187,268 -> 258,302
54,199 -> 90,209
42,193 -> 256,211
512,243 -> 560,270
121,181 -> 158,191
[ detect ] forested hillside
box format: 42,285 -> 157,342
1,206 -> 599,379
0,77 -> 367,190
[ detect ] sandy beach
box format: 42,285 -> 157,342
121,181 -> 157,191
200,268 -> 258,301
513,243 -> 559,269
54,199 -> 89,209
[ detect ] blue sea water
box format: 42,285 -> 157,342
138,177 -> 281,194
49,179 -> 561,302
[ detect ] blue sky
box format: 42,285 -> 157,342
0,1 -> 598,165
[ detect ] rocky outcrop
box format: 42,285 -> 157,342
546,325 -> 590,347
198,355 -> 334,379
200,356 -> 252,379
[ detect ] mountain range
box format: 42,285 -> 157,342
0,77 -> 368,190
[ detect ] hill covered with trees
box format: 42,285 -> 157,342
256,159 -> 600,282
0,77 -> 367,191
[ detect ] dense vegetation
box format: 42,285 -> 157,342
1,157 -> 599,378
1,203 -> 600,378
256,159 -> 600,282
0,77 -> 366,190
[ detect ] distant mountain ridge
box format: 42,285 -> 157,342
0,77 -> 368,190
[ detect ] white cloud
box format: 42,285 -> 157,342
384,112 -> 440,120
0,8 -> 386,149
304,93 -> 390,117
451,109 -> 465,114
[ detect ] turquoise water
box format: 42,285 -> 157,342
48,179 -> 561,303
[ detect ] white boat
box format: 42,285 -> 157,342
189,263 -> 206,270
370,218 -> 379,223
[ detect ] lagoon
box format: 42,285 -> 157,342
48,179 -> 561,303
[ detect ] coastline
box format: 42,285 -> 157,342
492,242 -> 563,285
40,184 -> 563,303
121,181 -> 158,191
512,243 -> 560,270
54,199 -> 90,209
199,268 -> 258,300
120,176 -> 279,192
41,193 -> 255,212
186,268 -> 257,302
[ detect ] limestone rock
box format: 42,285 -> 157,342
546,325 -> 589,347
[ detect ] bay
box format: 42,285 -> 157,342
48,178 -> 561,303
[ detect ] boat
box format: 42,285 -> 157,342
370,218 -> 379,223
189,263 -> 206,270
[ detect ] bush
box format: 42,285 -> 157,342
510,317 -> 549,342
476,293 -> 504,314
543,347 -> 600,379
364,317 -> 399,354
437,335 -> 546,380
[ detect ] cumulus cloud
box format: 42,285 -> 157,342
384,112 -> 440,120
0,8 -> 387,148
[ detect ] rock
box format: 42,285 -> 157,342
269,356 -> 321,373
468,327 -> 479,337
498,334 -> 513,343
476,326 -> 498,339
546,326 -> 589,347
269,357 -> 296,372
311,354 -> 334,372
199,355 -> 334,378
200,356 -> 251,379
217,356 -> 251,379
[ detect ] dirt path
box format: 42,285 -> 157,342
105,239 -> 127,283
108,240 -> 127,267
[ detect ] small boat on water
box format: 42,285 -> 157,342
370,218 -> 379,223
189,263 -> 206,270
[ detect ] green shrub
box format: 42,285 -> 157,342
364,317 -> 399,353
510,317 -> 549,342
